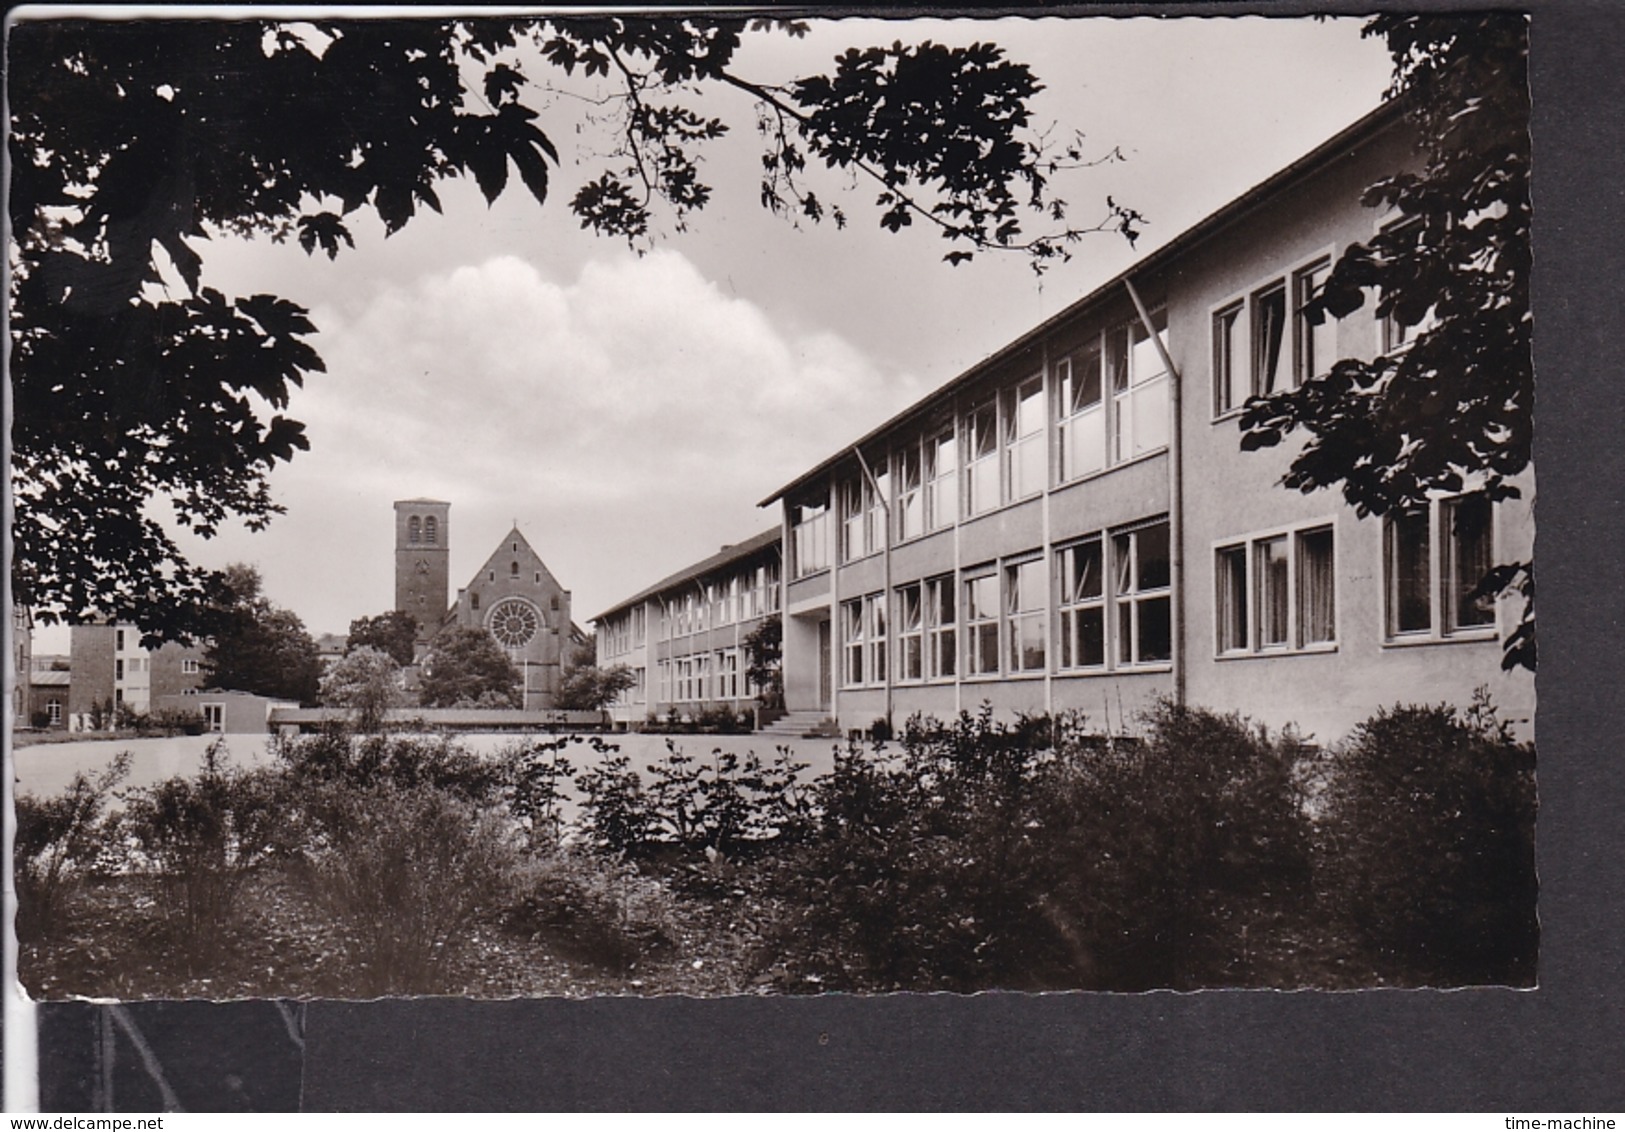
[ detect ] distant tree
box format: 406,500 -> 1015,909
1239,14 -> 1532,670
319,646 -> 407,733
556,639 -> 637,712
419,628 -> 521,709
203,564 -> 323,703
10,16 -> 1136,643
346,611 -> 420,668
743,618 -> 783,708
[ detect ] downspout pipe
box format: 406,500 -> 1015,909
852,446 -> 893,727
1123,277 -> 1186,707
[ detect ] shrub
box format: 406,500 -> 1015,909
1054,702 -> 1314,990
295,782 -> 524,996
504,850 -> 681,971
767,703 -> 1312,993
13,752 -> 131,942
276,729 -> 506,807
120,741 -> 284,966
575,748 -> 660,857
505,734 -> 612,848
1315,694 -> 1537,985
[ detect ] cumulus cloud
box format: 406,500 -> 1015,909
233,249 -> 925,630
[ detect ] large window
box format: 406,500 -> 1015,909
964,401 -> 999,517
1215,262 -> 1339,416
1004,557 -> 1046,673
790,492 -> 830,578
1215,524 -> 1336,654
896,583 -> 924,682
924,428 -> 958,531
1113,521 -> 1171,665
1058,344 -> 1106,482
717,650 -> 740,700
842,593 -> 887,687
926,575 -> 957,679
1386,495 -> 1496,640
1113,310 -> 1170,461
964,570 -> 1001,676
1004,376 -> 1045,502
1058,538 -> 1106,669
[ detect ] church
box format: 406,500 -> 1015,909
393,499 -> 580,710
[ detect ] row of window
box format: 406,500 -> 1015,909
655,562 -> 783,641
601,606 -> 648,658
790,313 -> 1172,578
836,498 -> 1497,689
840,519 -> 1174,688
655,650 -> 753,704
1213,258 -> 1336,416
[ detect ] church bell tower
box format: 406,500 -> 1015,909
394,499 -> 451,641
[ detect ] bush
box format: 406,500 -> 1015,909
276,729 -> 507,807
295,782 -> 524,996
13,752 -> 131,942
1315,694 -> 1537,985
504,850 -> 680,971
1055,702 -> 1313,990
120,741 -> 284,967
766,703 -> 1312,992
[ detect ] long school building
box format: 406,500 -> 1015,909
598,102 -> 1534,743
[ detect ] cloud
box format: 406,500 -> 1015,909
239,249 -> 924,629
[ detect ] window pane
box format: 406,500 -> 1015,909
1136,523 -> 1171,591
1215,305 -> 1245,413
902,635 -> 923,681
1217,546 -> 1249,652
1446,495 -> 1496,630
1254,284 -> 1288,394
1064,606 -> 1105,668
1139,596 -> 1172,662
1389,510 -> 1432,634
1297,263 -> 1335,381
1065,541 -> 1102,602
1297,527 -> 1336,645
1256,536 -> 1289,647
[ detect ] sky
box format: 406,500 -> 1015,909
24,14 -> 1395,653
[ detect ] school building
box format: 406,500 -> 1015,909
596,101 -> 1534,743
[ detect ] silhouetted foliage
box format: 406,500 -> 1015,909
202,564 -> 322,703
346,610 -> 420,667
418,627 -> 522,708
10,15 -> 1129,642
1313,694 -> 1536,985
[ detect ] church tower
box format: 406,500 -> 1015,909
394,499 -> 450,641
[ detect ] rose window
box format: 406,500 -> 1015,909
488,599 -> 540,648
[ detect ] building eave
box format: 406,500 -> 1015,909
758,96 -> 1410,509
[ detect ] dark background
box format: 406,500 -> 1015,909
15,0 -> 1625,1111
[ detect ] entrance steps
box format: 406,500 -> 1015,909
756,710 -> 840,739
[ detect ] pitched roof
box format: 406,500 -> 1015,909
759,96 -> 1410,506
592,526 -> 781,622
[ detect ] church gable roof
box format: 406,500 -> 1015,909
464,528 -> 566,595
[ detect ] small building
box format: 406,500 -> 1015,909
592,528 -> 782,728
153,689 -> 299,735
26,670 -> 70,730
